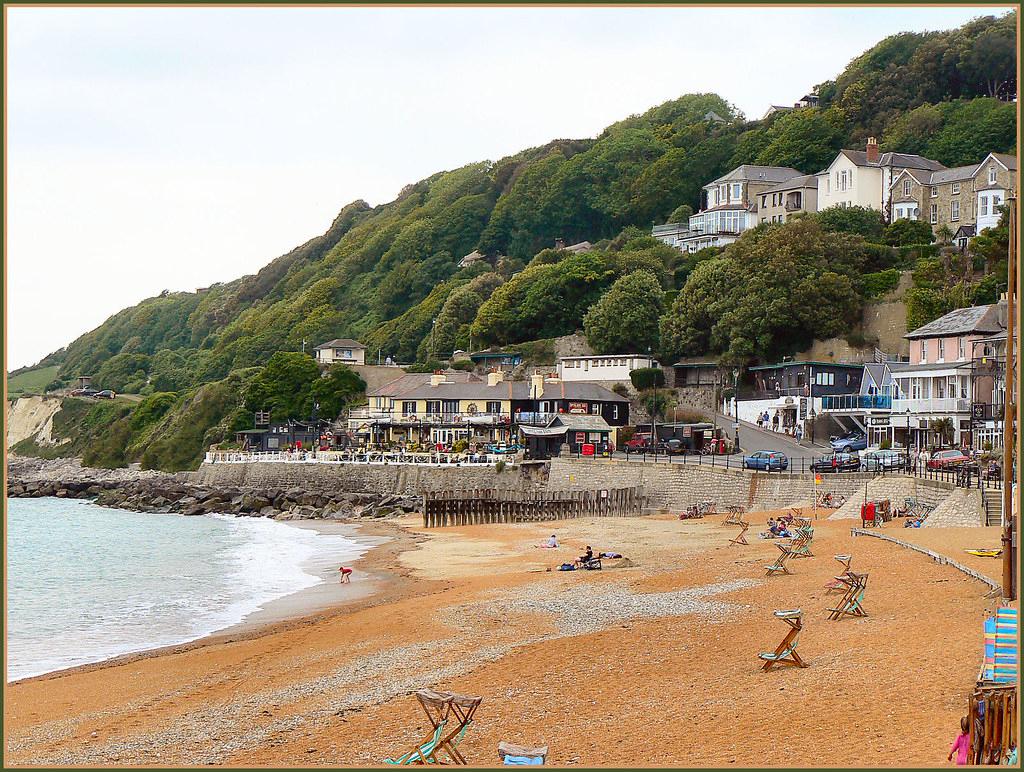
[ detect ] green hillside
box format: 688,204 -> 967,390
13,12 -> 1016,470
6,365 -> 59,397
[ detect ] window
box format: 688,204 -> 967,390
824,177 -> 830,193
486,401 -> 501,414
402,401 -> 416,415
920,342 -> 927,363
951,182 -> 960,195
951,200 -> 960,221
937,339 -> 945,361
930,204 -> 938,224
980,195 -> 988,216
989,165 -> 997,185
958,337 -> 965,360
612,405 -> 619,420
930,187 -> 938,198
903,179 -> 912,196
714,188 -> 720,205
591,403 -> 600,415
731,183 -> 742,200
993,194 -> 1002,208
426,401 -> 441,414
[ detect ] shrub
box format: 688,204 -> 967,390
630,367 -> 665,390
611,383 -> 630,397
879,438 -> 892,450
860,269 -> 901,299
453,439 -> 469,453
449,360 -> 475,372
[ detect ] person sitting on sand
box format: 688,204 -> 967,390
547,534 -> 558,548
338,566 -> 353,584
578,546 -> 594,565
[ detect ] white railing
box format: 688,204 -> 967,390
203,450 -> 515,467
891,398 -> 971,413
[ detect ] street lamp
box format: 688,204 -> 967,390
732,368 -> 740,452
649,346 -> 657,459
905,408 -> 912,469
808,406 -> 816,446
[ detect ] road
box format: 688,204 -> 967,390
711,413 -> 828,462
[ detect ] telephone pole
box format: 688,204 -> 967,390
1001,192 -> 1017,600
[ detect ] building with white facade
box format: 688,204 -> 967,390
558,354 -> 659,383
314,338 -> 366,366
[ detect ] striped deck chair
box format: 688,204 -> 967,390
764,544 -> 795,576
758,609 -> 808,671
438,693 -> 483,764
824,554 -> 853,593
788,526 -> 815,558
980,616 -> 997,681
385,720 -> 448,765
729,520 -> 750,546
992,606 -> 1018,683
827,572 -> 868,620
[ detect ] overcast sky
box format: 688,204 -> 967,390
6,5 -> 1014,370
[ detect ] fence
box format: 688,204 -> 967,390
204,450 -> 509,467
422,486 -> 645,528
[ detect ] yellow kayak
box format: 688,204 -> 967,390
965,549 -> 1002,558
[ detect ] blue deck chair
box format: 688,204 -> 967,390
827,572 -> 868,620
385,720 -> 447,765
764,543 -> 795,576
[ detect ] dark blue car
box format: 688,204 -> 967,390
741,450 -> 789,471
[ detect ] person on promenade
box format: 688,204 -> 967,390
757,413 -> 764,429
772,413 -> 780,432
339,566 -> 353,583
947,716 -> 969,765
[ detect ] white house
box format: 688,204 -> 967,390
816,138 -> 945,213
558,354 -> 659,383
314,338 -> 366,366
974,152 -> 1017,232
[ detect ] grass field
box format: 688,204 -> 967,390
6,365 -> 59,397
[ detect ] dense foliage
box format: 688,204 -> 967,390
584,270 -> 664,354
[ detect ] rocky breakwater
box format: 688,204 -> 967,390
6,455 -> 419,521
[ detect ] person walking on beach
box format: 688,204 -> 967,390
339,566 -> 353,583
947,716 -> 970,765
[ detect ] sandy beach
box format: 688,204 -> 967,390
3,508 -> 1009,767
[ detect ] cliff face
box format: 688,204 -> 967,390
6,396 -> 66,450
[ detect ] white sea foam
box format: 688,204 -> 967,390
6,498 -> 366,681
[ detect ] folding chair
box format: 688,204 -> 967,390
827,572 -> 868,620
729,520 -> 750,546
788,526 -> 814,558
723,505 -> 744,525
412,688 -> 483,766
385,720 -> 448,765
764,543 -> 795,576
823,554 -> 853,593
758,609 -> 808,671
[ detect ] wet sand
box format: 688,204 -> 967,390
3,508 -> 1010,767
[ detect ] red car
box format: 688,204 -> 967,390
927,449 -> 972,469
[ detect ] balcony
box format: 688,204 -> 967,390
821,394 -> 892,412
351,411 -> 512,427
514,411 -> 561,427
891,398 -> 970,414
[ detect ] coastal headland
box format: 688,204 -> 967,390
4,453 -> 1005,766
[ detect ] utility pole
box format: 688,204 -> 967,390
1002,192 -> 1017,601
302,339 -> 307,354
649,346 -> 657,459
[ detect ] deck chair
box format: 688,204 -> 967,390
385,720 -> 448,765
729,520 -> 750,546
723,505 -> 744,525
824,554 -> 853,593
827,572 -> 868,620
438,693 -> 483,764
758,609 -> 808,671
764,543 -> 795,576
579,558 -> 602,570
992,606 -> 1018,683
788,526 -> 814,558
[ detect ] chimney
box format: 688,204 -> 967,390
530,373 -> 545,399
866,137 -> 879,164
487,370 -> 504,387
554,238 -> 566,250
429,373 -> 445,387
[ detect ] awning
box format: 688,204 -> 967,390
519,425 -> 569,438
464,415 -> 498,426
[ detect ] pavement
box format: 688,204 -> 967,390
712,413 -> 828,461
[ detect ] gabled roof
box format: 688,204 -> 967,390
709,165 -> 802,185
835,149 -> 945,172
760,174 -> 818,194
985,152 -> 1018,172
393,379 -> 628,403
929,165 -> 978,184
551,414 -> 613,432
315,338 -> 365,350
904,304 -> 1004,339
565,241 -> 593,253
366,371 -> 480,398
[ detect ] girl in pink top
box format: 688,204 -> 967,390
947,716 -> 970,765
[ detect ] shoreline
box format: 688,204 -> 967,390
6,513 -> 420,687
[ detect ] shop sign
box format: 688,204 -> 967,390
568,401 -> 589,414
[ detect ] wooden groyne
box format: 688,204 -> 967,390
422,487 -> 645,527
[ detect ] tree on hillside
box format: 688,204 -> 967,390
668,204 -> 693,224
310,364 -> 366,420
660,218 -> 866,363
883,219 -> 935,247
959,24 -> 1017,98
754,108 -> 847,172
584,271 -> 664,354
243,351 -> 321,421
813,206 -> 886,242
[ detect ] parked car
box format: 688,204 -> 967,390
625,434 -> 653,452
484,442 -> 521,455
830,432 -> 868,453
861,449 -> 909,472
812,452 -> 861,472
93,390 -> 116,399
927,449 -> 973,469
71,388 -> 100,397
741,450 -> 789,471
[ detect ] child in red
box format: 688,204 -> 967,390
947,716 -> 969,765
338,566 -> 353,584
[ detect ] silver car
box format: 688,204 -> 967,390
861,449 -> 908,472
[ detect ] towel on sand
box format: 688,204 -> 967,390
504,756 -> 544,765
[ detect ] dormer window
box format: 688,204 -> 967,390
951,182 -> 960,195
989,165 -> 997,185
931,187 -> 938,198
903,179 -> 911,196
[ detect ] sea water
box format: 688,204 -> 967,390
6,497 -> 367,682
